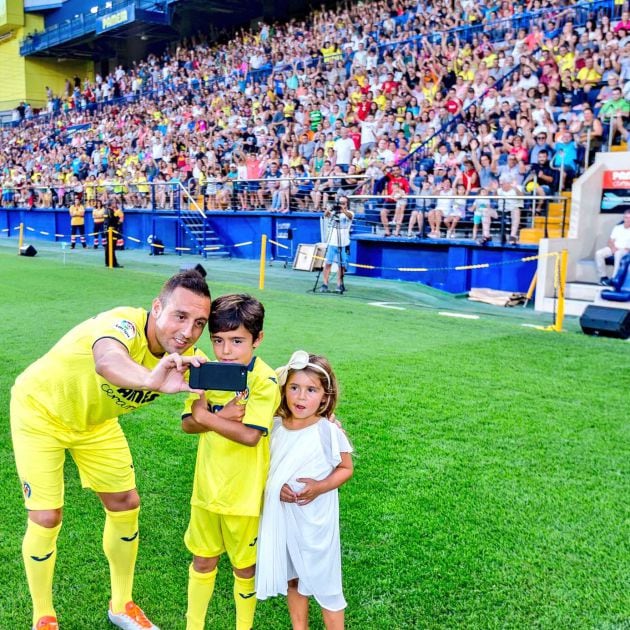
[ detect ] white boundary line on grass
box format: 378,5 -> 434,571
438,311 -> 480,320
368,301 -> 406,310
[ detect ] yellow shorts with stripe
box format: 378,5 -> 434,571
10,390 -> 136,510
185,505 -> 259,569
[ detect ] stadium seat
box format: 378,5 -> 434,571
601,254 -> 630,302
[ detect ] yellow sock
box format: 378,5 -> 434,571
233,573 -> 256,630
186,564 -> 217,630
103,507 -> 139,613
22,519 -> 61,625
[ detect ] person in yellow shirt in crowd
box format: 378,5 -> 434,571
555,43 -> 575,75
69,194 -> 87,249
576,55 -> 602,90
91,198 -> 106,248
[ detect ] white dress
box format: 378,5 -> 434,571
256,417 -> 352,611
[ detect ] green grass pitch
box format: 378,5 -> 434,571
0,243 -> 628,629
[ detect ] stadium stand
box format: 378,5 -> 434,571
0,0 -> 628,254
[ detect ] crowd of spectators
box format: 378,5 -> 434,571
1,0 -> 629,242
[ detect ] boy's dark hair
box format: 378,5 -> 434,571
160,269 -> 210,303
210,294 -> 265,340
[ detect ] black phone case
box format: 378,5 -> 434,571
189,363 -> 248,391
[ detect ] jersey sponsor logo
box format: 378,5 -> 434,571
121,531 -> 139,542
31,551 -> 54,562
113,319 -> 137,340
248,536 -> 258,547
22,481 -> 32,498
101,384 -> 160,409
116,388 -> 161,405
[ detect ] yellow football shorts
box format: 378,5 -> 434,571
185,505 -> 259,569
10,391 -> 136,510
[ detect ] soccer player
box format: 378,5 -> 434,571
10,269 -> 218,630
181,294 -> 280,630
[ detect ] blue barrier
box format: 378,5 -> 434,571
1,205 -> 538,294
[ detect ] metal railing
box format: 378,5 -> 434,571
19,0 -> 168,56
348,193 -> 570,244
0,174 -> 371,214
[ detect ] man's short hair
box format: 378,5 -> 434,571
210,293 -> 265,341
160,269 -> 211,303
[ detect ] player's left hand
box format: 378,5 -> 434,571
295,478 -> 323,506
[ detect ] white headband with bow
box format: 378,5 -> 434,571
275,350 -> 331,388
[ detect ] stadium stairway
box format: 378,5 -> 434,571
519,191 -> 572,244
178,209 -> 231,258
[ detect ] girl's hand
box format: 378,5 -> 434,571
295,478 -> 323,505
280,483 -> 298,503
327,412 -> 343,428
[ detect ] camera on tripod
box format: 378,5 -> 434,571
327,194 -> 347,218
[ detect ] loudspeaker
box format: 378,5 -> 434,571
150,237 -> 164,256
580,305 -> 630,339
180,263 -> 207,278
19,244 -> 37,257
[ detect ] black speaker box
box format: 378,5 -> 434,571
19,244 -> 37,257
580,305 -> 630,339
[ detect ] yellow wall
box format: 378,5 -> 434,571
0,20 -> 27,108
0,0 -> 25,35
0,12 -> 94,110
26,58 -> 95,108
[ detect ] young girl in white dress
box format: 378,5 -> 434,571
256,351 -> 353,630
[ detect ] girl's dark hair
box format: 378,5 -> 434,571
276,354 -> 338,420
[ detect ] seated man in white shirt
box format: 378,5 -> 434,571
596,209 -> 630,285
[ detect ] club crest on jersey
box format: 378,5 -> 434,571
23,481 -> 32,498
240,387 -> 250,401
113,319 -> 136,340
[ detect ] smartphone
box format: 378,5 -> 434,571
189,362 -> 248,391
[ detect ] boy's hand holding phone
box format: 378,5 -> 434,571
192,391 -> 246,424
216,393 -> 248,423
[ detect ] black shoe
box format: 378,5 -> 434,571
599,277 -> 612,286
319,284 -> 329,293
82,243 -> 87,248
113,264 -> 124,268
71,244 -> 75,249
335,283 -> 345,293
93,244 -> 98,249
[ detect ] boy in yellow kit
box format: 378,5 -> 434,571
182,294 -> 280,630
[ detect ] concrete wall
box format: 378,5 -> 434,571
535,151 -> 630,314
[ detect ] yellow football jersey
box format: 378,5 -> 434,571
13,306 -> 201,432
183,356 -> 280,517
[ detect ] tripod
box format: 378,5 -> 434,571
312,198 -> 353,294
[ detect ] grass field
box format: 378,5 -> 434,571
0,241 -> 628,630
